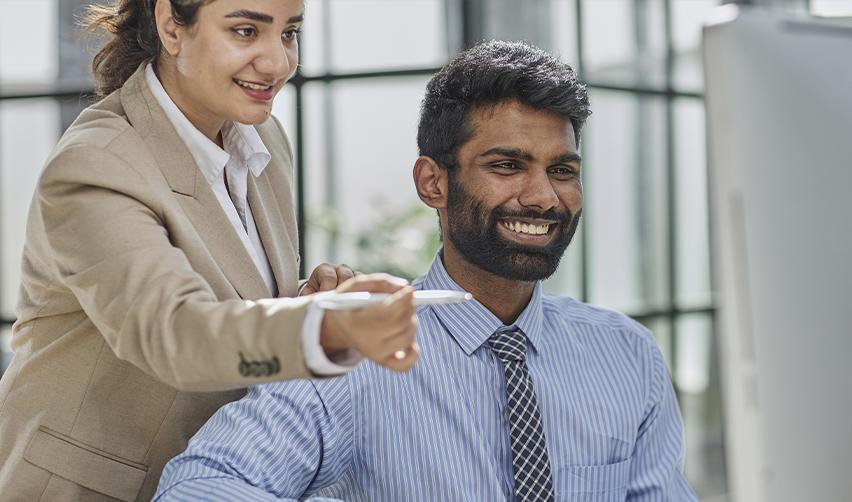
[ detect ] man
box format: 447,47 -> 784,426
154,40 -> 697,501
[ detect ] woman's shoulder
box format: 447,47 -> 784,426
57,92 -> 139,154
42,94 -> 159,188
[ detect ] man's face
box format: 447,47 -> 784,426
444,100 -> 583,281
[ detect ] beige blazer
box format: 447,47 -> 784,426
0,64 -> 315,501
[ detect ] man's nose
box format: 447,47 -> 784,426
518,171 -> 559,211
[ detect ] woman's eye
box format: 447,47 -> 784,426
233,27 -> 256,38
282,29 -> 302,42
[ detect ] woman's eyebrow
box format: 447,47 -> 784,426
224,10 -> 274,24
224,10 -> 305,24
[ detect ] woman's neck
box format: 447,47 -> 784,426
154,61 -> 225,144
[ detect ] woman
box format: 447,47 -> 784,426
0,1 -> 419,500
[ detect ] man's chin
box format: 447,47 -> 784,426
482,250 -> 561,282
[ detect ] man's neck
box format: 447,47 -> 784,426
441,243 -> 535,326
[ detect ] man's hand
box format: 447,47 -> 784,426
319,274 -> 420,372
300,263 -> 359,295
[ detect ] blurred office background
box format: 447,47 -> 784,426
2,0 -> 851,500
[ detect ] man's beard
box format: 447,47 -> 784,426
445,175 -> 581,281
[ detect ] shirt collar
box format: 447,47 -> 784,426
415,250 -> 545,356
144,64 -> 271,185
222,120 -> 271,178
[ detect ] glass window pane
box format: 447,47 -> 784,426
302,76 -> 439,280
301,83 -> 331,271
477,0 -> 570,60
676,313 -> 727,500
58,0 -> 97,83
270,86 -> 300,256
585,90 -> 670,313
0,0 -> 58,84
676,314 -> 712,394
1,99 -> 61,319
670,0 -> 721,94
671,0 -> 720,53
581,0 -> 636,68
580,0 -> 667,90
811,0 -> 852,16
550,0 -> 580,65
674,98 -> 711,309
641,315 -> 673,369
541,221 -> 584,301
300,0 -> 328,74
301,0 -> 447,75
271,84 -> 298,159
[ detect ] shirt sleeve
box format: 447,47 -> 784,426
300,298 -> 363,376
153,378 -> 354,501
627,339 -> 699,501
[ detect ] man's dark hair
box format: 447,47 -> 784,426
417,40 -> 591,169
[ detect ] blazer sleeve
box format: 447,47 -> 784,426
35,142 -> 313,391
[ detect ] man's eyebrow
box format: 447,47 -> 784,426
477,147 -> 534,162
224,10 -> 305,24
477,148 -> 582,165
554,152 -> 582,164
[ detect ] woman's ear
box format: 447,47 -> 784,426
413,156 -> 448,210
154,0 -> 182,57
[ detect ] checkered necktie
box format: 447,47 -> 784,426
488,328 -> 555,502
489,327 -> 555,502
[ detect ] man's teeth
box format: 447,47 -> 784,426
503,221 -> 551,235
235,79 -> 271,91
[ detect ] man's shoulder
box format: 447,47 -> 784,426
541,294 -> 654,344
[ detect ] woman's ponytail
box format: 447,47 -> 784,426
84,1 -> 160,97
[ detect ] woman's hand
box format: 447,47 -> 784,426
319,274 -> 420,372
299,263 -> 358,295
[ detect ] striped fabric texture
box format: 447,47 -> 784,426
154,255 -> 698,502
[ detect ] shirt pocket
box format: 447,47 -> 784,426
555,458 -> 631,502
23,425 -> 148,502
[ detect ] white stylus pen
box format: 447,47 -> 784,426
315,290 -> 473,310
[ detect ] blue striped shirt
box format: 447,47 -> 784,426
155,256 -> 697,501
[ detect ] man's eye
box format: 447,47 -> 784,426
550,166 -> 578,178
282,29 -> 302,42
233,27 -> 257,38
493,162 -> 519,170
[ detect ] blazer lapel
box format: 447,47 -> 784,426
119,64 -> 270,300
247,173 -> 296,298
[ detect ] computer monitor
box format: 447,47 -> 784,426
703,6 -> 852,502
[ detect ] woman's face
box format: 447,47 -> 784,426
161,0 -> 303,135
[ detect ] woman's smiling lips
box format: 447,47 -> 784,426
234,78 -> 274,101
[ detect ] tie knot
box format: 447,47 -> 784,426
488,328 -> 527,363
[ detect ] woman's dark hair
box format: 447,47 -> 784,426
83,0 -> 212,97
417,40 -> 591,170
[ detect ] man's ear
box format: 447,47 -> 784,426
413,156 -> 448,210
155,0 -> 183,57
